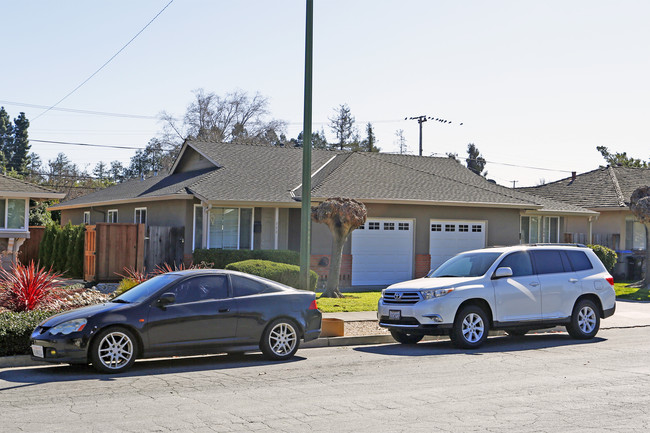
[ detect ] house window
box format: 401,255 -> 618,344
384,222 -> 395,231
459,224 -> 469,232
543,217 -> 559,243
626,218 -> 647,250
398,222 -> 409,231
107,209 -> 118,223
368,222 -> 380,230
0,198 -> 27,230
445,224 -> 455,232
431,224 -> 442,232
134,207 -> 147,225
520,216 -> 540,243
83,211 -> 90,225
206,207 -> 253,250
472,225 -> 482,232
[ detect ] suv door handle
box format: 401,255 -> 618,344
569,278 -> 578,283
219,308 -> 230,313
529,282 -> 540,287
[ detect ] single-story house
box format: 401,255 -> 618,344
0,174 -> 65,269
520,165 -> 650,279
52,140 -> 596,286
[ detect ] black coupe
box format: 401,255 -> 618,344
30,270 -> 322,373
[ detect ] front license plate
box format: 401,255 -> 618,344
389,310 -> 401,321
31,345 -> 44,358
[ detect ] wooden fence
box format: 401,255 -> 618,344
144,226 -> 184,271
17,226 -> 45,265
84,223 -> 145,282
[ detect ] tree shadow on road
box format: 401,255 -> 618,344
0,352 -> 305,390
353,333 -> 606,357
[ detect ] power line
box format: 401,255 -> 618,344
0,100 -> 157,120
31,139 -> 145,150
406,115 -> 464,156
33,0 -> 174,121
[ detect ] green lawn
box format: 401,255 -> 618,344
615,282 -> 650,301
316,291 -> 382,312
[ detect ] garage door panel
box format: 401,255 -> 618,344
351,219 -> 414,286
430,220 -> 486,272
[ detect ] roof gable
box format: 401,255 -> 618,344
0,174 -> 64,199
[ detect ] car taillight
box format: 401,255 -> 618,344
606,277 -> 614,287
309,299 -> 318,310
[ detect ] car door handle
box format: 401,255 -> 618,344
218,308 -> 230,313
529,282 -> 540,287
569,278 -> 578,283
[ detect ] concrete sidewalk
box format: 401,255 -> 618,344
1,301 -> 648,369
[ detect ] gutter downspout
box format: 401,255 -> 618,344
204,203 -> 212,248
588,216 -> 594,245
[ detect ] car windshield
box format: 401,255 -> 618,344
112,274 -> 181,304
428,252 -> 502,278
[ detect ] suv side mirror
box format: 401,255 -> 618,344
493,267 -> 513,279
157,292 -> 176,308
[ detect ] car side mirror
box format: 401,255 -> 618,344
493,267 -> 513,279
157,293 -> 175,308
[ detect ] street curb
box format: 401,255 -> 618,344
0,355 -> 48,369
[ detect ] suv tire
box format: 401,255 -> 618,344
390,330 -> 423,344
566,299 -> 600,339
450,305 -> 489,349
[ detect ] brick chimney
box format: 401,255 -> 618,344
571,171 -> 577,181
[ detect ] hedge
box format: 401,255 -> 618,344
0,310 -> 58,357
193,249 -> 300,269
225,259 -> 318,291
37,223 -> 85,277
588,244 -> 617,273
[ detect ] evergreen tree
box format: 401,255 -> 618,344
466,143 -> 487,176
360,123 -> 380,152
328,104 -> 356,150
0,107 -> 11,171
72,225 -> 85,277
8,112 -> 30,173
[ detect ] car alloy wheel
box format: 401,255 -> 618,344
261,319 -> 300,360
451,305 -> 489,349
91,327 -> 137,373
567,299 -> 600,339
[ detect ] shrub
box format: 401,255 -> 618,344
114,278 -> 139,297
0,261 -> 62,312
113,267 -> 149,297
70,225 -> 85,277
0,310 -> 58,356
225,259 -> 318,291
39,224 -> 58,268
151,261 -> 211,276
193,249 -> 300,269
588,244 -> 617,273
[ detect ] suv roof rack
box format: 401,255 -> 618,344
524,243 -> 587,248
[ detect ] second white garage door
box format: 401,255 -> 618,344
351,219 -> 414,286
430,220 -> 486,272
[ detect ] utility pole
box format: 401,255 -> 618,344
299,0 -> 314,291
511,180 -> 518,189
406,115 -> 463,156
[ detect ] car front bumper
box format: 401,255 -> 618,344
30,329 -> 90,364
377,297 -> 462,335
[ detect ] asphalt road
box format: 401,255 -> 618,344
1,327 -> 649,433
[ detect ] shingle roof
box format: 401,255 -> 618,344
0,174 -> 64,198
520,166 -> 650,209
51,168 -> 213,208
51,140 -> 595,215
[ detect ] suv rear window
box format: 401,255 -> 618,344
566,251 -> 593,271
531,250 -> 567,274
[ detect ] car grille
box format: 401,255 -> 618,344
382,291 -> 421,304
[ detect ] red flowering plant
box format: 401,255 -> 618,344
0,261 -> 63,312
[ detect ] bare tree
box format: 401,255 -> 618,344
395,129 -> 407,154
629,186 -> 650,288
312,197 -> 367,298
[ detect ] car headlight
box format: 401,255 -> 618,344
49,319 -> 87,336
420,288 -> 454,300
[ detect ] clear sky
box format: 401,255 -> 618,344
2,0 -> 649,187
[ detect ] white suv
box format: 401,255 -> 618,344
378,245 -> 616,348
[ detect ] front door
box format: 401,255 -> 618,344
146,275 -> 237,351
492,251 -> 542,322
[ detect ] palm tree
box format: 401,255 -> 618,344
629,186 -> 650,288
311,197 -> 367,298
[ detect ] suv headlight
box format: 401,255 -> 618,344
49,319 -> 87,336
420,288 -> 454,300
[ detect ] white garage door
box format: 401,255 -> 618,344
430,220 -> 486,272
351,219 -> 414,286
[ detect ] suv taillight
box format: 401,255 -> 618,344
606,277 -> 614,287
309,299 -> 318,310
